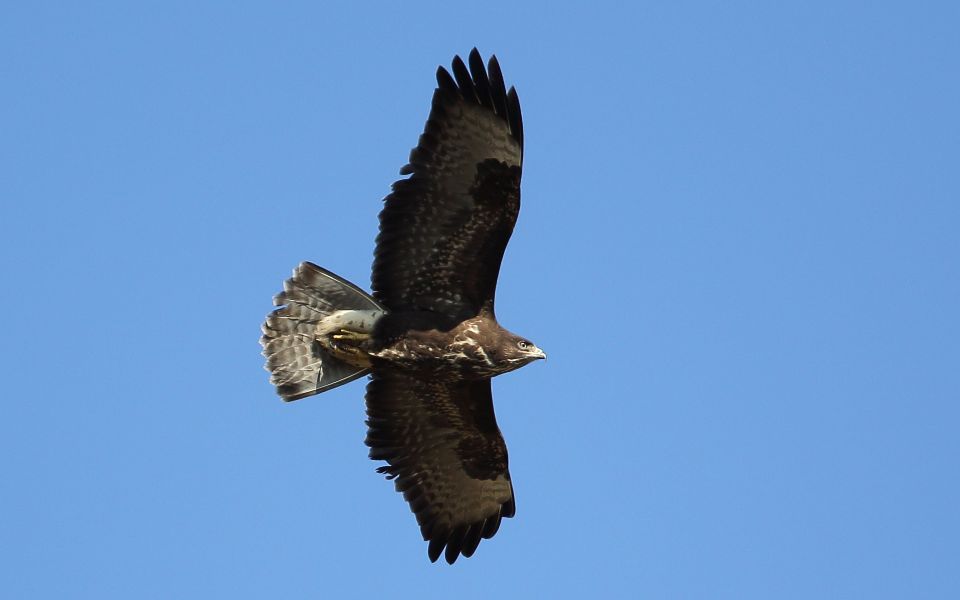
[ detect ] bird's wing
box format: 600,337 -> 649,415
372,49 -> 523,319
365,372 -> 515,564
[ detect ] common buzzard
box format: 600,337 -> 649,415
261,49 -> 544,564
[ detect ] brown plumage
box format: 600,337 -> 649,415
261,49 -> 544,564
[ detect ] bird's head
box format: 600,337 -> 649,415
503,335 -> 546,368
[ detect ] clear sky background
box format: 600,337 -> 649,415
2,2 -> 958,598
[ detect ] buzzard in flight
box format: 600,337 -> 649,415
261,49 -> 544,564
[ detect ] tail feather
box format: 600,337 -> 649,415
261,262 -> 384,401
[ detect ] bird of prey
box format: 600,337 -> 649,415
260,49 -> 544,564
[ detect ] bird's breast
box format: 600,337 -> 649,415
371,319 -> 511,378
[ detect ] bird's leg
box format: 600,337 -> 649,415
332,329 -> 370,342
323,328 -> 373,368
314,309 -> 383,368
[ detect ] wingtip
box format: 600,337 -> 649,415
444,526 -> 467,564
436,64 -> 457,94
427,538 -> 444,563
469,47 -> 482,66
430,51 -> 523,153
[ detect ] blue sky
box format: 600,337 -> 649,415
2,2 -> 958,598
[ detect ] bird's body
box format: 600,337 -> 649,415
321,308 -> 538,380
261,49 -> 543,564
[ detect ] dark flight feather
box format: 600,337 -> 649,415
372,49 -> 524,318
467,49 -> 495,111
365,373 -> 514,564
451,55 -> 477,104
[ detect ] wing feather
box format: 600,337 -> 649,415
372,49 -> 523,318
365,373 -> 515,564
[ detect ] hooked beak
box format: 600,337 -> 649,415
531,346 -> 546,360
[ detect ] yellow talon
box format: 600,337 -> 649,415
332,329 -> 369,342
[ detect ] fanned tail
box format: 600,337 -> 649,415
260,262 -> 385,401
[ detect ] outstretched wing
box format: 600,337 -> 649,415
372,49 -> 524,319
365,373 -> 515,564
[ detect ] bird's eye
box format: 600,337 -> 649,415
518,341 -> 528,350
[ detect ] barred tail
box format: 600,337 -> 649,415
260,262 -> 385,401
